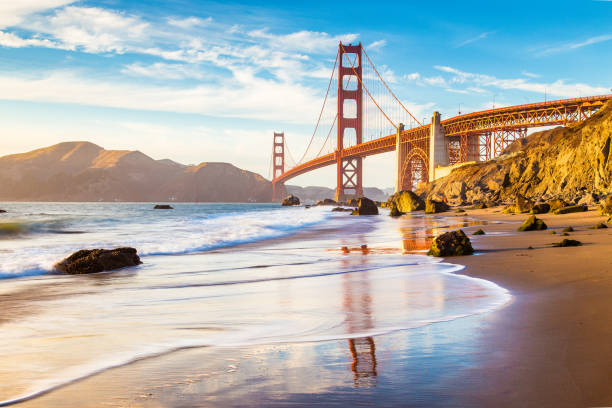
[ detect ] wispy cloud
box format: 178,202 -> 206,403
456,31 -> 494,48
521,70 -> 540,78
0,0 -> 75,28
535,34 -> 612,56
367,39 -> 386,52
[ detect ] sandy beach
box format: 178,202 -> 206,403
9,206 -> 610,408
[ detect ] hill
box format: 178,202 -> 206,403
419,101 -> 612,205
0,142 -> 271,202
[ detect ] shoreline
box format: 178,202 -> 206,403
10,206 -> 612,407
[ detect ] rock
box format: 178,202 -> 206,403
154,204 -> 173,209
317,198 -> 336,206
518,215 -> 547,231
427,230 -> 474,257
552,239 -> 582,247
548,199 -> 568,213
455,209 -> 466,213
331,207 -> 353,212
562,232 -> 570,236
503,195 -> 533,214
304,205 -> 311,209
341,246 -> 350,253
601,195 -> 612,216
578,192 -> 599,206
389,201 -> 403,217
282,195 -> 300,206
469,203 -> 487,210
552,205 -> 588,214
425,199 -> 450,214
473,229 -> 486,235
388,190 -> 424,213
589,222 -> 608,229
550,231 -> 557,234
351,197 -> 379,215
347,198 -> 359,206
55,247 -> 142,274
562,226 -> 574,232
531,203 -> 550,214
0,209 -> 6,213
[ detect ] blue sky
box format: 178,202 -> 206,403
0,0 -> 611,188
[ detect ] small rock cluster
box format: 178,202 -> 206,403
55,247 -> 142,274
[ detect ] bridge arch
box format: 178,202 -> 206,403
399,147 -> 429,191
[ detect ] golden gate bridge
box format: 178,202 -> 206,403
270,42 -> 612,202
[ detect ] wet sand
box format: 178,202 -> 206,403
14,207 -> 612,407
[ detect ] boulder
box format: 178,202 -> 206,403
552,239 -> 582,247
389,201 -> 403,217
55,247 -> 142,274
317,198 -> 337,206
0,209 -> 6,213
347,198 -> 359,206
154,204 -> 173,209
425,199 -> 450,214
351,197 -> 379,215
427,230 -> 474,257
331,207 -> 353,212
518,215 -> 547,231
469,203 -> 487,210
578,192 -> 599,207
589,222 -> 608,229
562,226 -> 574,232
282,195 -> 300,206
601,195 -> 612,216
531,203 -> 550,214
473,229 -> 486,235
389,190 -> 424,213
548,199 -> 568,213
503,195 -> 533,214
552,205 -> 588,215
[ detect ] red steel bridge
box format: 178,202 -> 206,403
271,43 -> 612,201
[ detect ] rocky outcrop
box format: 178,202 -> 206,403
282,195 -> 300,206
425,199 -> 450,214
316,198 -> 337,206
601,195 -> 612,216
553,239 -> 582,247
351,197 -> 379,215
428,230 -> 474,257
388,190 -> 425,213
518,215 -> 547,231
419,101 -> 612,205
389,201 -> 403,217
154,204 -> 173,209
55,247 -> 142,274
552,205 -> 587,214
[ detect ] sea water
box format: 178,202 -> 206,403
0,203 -> 510,405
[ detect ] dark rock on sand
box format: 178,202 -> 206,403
518,215 -> 547,231
553,239 -> 582,247
562,226 -> 574,232
389,201 -> 403,217
425,199 -> 450,214
316,198 -> 337,206
282,195 -> 300,206
473,229 -> 486,235
552,205 -> 588,215
154,204 -> 173,209
55,247 -> 142,274
548,199 -> 568,213
531,203 -> 551,214
351,197 -> 379,215
428,230 -> 474,257
589,222 -> 608,229
601,195 -> 612,216
388,190 -> 425,213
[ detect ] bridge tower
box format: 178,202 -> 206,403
272,132 -> 286,201
335,43 -> 363,202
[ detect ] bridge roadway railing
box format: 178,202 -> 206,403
273,94 -> 612,185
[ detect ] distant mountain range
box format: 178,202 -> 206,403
0,142 -> 271,202
0,141 -> 394,203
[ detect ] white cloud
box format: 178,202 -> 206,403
456,31 -> 494,48
536,34 -> 612,56
167,16 -> 212,29
521,70 -> 540,78
0,70 -> 325,123
0,30 -> 59,48
367,39 -> 386,51
25,6 -> 150,53
247,29 -> 358,54
121,62 -> 206,80
0,0 -> 74,28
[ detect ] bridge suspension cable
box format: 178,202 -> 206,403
362,47 -> 423,127
340,43 -> 397,130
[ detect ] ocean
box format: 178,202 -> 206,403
0,203 -> 510,405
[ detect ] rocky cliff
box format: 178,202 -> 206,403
0,142 -> 272,202
419,101 -> 612,205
